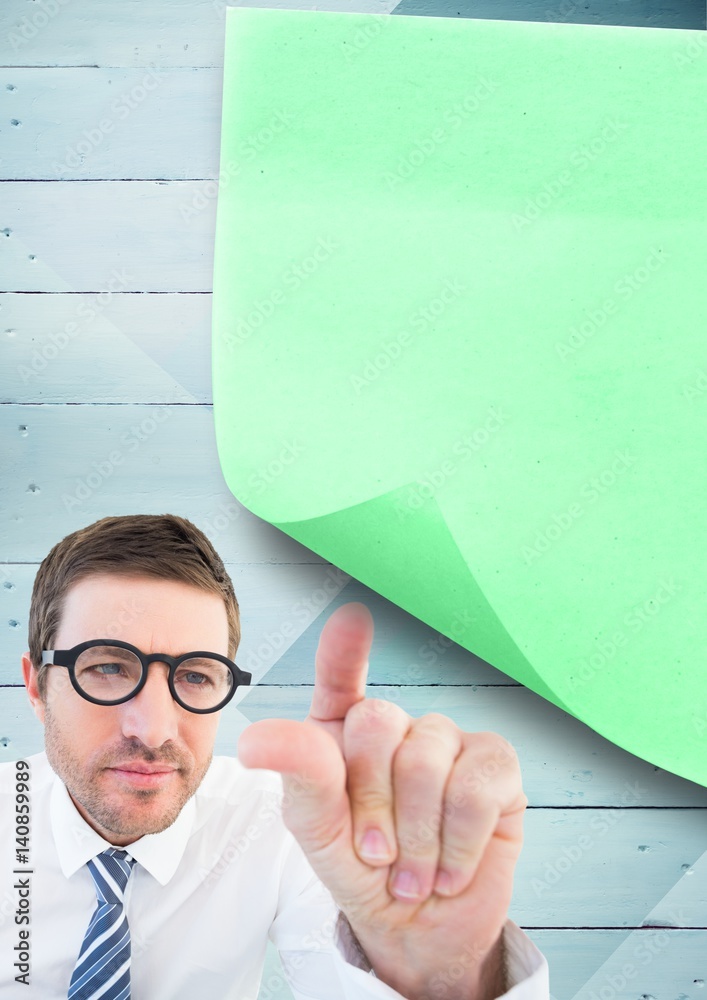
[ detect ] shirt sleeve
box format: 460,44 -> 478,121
269,834 -> 549,1000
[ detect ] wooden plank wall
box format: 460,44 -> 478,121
1,2 -> 705,998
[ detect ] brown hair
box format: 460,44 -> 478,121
28,514 -> 240,699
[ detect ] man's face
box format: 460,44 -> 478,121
22,573 -> 230,846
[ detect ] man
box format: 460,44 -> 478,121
0,514 -> 549,998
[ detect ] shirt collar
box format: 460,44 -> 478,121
50,764 -> 196,886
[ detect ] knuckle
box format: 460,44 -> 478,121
460,761 -> 507,812
478,730 -> 519,765
415,713 -> 459,744
396,808 -> 444,858
459,768 -> 500,808
459,743 -> 521,799
419,711 -> 457,730
393,741 -> 439,781
443,783 -> 477,818
494,734 -> 520,766
398,825 -> 440,859
439,837 -> 476,869
349,783 -> 390,814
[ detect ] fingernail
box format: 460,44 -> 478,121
434,870 -> 454,895
359,828 -> 391,861
391,869 -> 420,900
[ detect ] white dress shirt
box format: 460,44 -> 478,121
0,753 -> 549,999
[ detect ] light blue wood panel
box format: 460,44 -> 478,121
0,0 -> 226,68
1,403 -> 326,564
0,182 -> 217,291
1,69 -> 222,180
4,686 -> 707,809
534,928 -> 707,1000
0,563 -> 513,687
1,293 -> 212,404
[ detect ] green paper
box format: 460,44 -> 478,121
213,8 -> 707,786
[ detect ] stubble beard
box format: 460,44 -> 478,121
43,702 -> 212,841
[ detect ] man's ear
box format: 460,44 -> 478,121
22,653 -> 46,724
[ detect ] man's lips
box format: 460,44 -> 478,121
109,762 -> 179,774
105,762 -> 181,787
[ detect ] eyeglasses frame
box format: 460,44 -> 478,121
40,638 -> 252,714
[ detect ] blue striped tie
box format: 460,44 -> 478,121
68,848 -> 137,1000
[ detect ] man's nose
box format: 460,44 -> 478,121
119,662 -> 180,747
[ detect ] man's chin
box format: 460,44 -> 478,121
70,773 -> 190,842
82,795 -> 184,842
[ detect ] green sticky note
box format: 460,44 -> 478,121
213,8 -> 707,786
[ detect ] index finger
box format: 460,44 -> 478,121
307,602 -> 373,724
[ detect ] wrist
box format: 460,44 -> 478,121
343,917 -> 508,1000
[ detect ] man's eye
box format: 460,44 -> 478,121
93,662 -> 125,675
181,671 -> 210,686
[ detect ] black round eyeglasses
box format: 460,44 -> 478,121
41,639 -> 252,714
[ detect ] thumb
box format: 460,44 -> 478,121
238,719 -> 351,857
